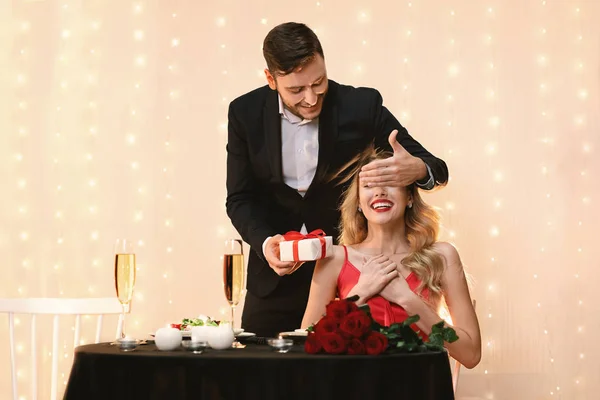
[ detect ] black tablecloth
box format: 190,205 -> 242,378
64,342 -> 454,400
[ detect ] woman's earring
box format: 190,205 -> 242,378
358,206 -> 362,212
408,203 -> 413,209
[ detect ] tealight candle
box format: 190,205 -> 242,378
155,327 -> 182,351
267,338 -> 293,353
116,336 -> 139,352
181,339 -> 207,354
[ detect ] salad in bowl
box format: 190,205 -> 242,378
170,315 -> 219,332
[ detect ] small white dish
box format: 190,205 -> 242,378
150,331 -> 191,338
279,330 -> 308,337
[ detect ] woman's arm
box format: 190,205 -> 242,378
391,242 -> 481,368
300,246 -> 345,329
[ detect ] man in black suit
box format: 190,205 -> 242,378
226,22 -> 448,337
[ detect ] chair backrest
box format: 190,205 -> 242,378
451,299 -> 477,394
0,297 -> 124,400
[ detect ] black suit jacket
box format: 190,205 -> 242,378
226,80 -> 448,299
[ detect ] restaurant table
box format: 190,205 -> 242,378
63,342 -> 454,400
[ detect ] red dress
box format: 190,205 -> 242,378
336,246 -> 429,340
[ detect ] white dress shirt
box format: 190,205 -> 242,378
279,96 -> 319,197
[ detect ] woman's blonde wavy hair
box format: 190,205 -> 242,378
336,146 -> 445,303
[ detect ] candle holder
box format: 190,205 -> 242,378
181,340 -> 208,354
267,338 -> 293,353
116,337 -> 139,352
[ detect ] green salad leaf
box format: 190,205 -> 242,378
181,317 -> 219,328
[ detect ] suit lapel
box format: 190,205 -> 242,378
264,90 -> 283,183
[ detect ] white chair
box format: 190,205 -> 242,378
451,299 -> 477,394
0,297 -> 124,400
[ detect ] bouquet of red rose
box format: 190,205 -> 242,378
305,295 -> 458,355
304,296 -> 388,355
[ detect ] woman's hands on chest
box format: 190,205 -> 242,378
349,247 -> 416,304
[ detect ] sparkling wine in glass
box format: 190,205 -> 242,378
115,239 -> 136,338
223,239 -> 245,348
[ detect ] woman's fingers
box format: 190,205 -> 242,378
382,260 -> 396,270
375,261 -> 396,275
385,269 -> 399,279
376,270 -> 398,290
372,257 -> 393,268
363,255 -> 387,270
366,254 -> 387,264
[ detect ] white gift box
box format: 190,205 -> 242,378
279,236 -> 333,262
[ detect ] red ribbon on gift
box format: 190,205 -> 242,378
283,229 -> 327,261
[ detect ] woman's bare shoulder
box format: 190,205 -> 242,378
315,245 -> 346,273
431,241 -> 462,269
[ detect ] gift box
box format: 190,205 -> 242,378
279,229 -> 333,262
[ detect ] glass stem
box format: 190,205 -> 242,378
121,303 -> 130,338
121,311 -> 126,338
231,305 -> 235,331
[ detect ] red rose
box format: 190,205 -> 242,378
347,301 -> 359,313
304,333 -> 322,354
314,316 -> 338,336
347,338 -> 366,355
364,331 -> 388,355
325,299 -> 358,321
339,311 -> 372,339
319,332 -> 348,354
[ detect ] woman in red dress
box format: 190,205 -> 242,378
301,146 -> 481,369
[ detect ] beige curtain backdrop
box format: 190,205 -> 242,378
1,0 -> 599,399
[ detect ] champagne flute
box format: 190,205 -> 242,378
223,239 -> 245,348
114,239 -> 136,338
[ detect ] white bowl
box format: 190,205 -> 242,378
207,325 -> 234,350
